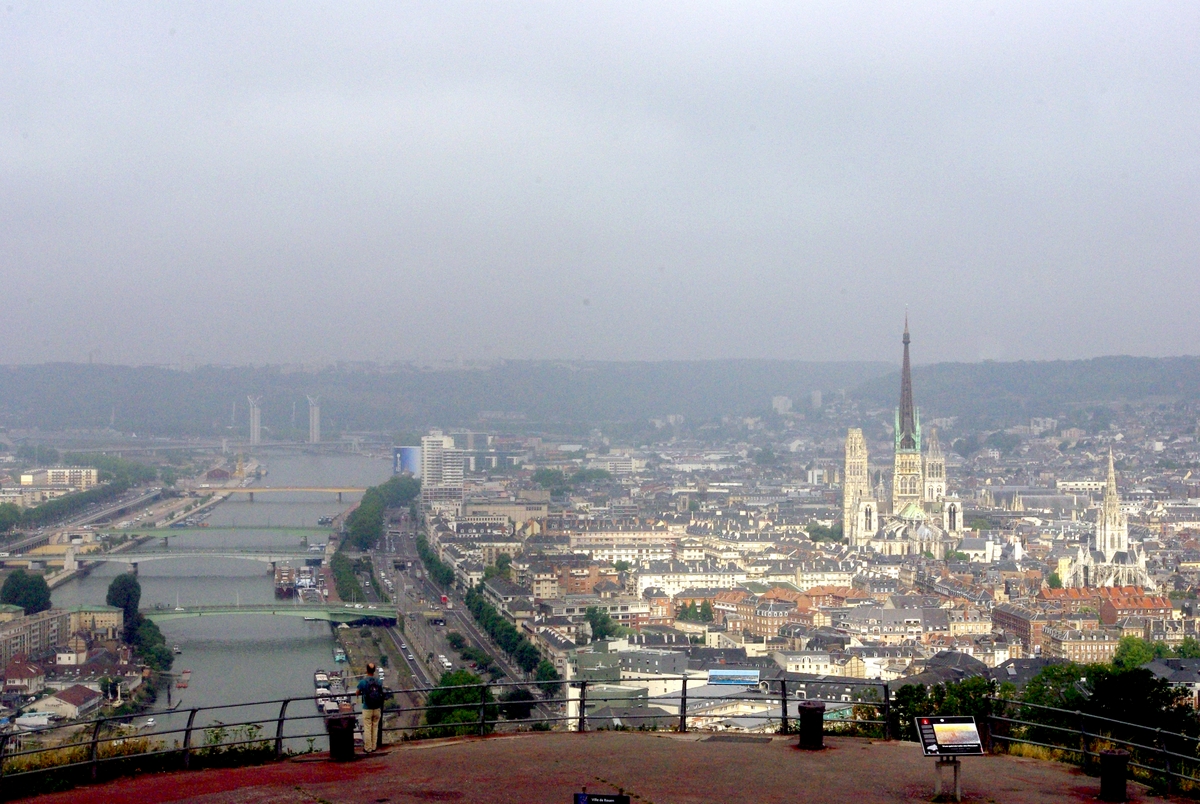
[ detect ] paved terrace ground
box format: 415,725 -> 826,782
18,733 -> 1182,804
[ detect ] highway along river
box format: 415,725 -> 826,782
51,452 -> 392,750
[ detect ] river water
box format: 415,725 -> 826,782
50,452 -> 392,748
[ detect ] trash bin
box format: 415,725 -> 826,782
797,701 -> 825,750
326,714 -> 357,761
1099,749 -> 1129,802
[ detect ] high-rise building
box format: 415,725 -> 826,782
247,396 -> 262,445
420,432 -> 465,508
307,396 -> 321,444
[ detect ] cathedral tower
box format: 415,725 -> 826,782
1095,449 -> 1129,561
891,318 -> 924,514
843,428 -> 874,547
923,427 -> 946,503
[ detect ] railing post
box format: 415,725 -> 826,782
0,732 -> 10,780
182,708 -> 199,769
779,679 -> 788,735
577,681 -> 588,733
478,683 -> 489,737
274,699 -> 290,759
89,717 -> 104,780
1077,710 -> 1090,773
1157,728 -> 1172,794
679,676 -> 688,733
882,683 -> 892,740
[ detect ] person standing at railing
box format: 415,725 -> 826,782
357,662 -> 385,753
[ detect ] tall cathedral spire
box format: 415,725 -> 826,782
896,316 -> 918,451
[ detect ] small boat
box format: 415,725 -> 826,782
144,718 -> 156,728
333,647 -> 347,663
173,645 -> 182,655
176,669 -> 192,689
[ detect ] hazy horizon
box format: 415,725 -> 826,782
4,3 -> 1198,366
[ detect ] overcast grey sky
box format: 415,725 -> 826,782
2,2 -> 1197,366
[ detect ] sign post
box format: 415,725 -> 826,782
914,716 -> 984,803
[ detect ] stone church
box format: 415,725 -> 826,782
842,321 -> 964,558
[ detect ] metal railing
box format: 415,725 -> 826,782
985,697 -> 1200,795
0,674 -> 889,794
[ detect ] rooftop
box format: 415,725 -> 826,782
16,731 -> 1169,804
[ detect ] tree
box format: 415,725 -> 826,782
614,560 -> 631,573
425,669 -> 496,730
1,569 -> 52,615
1047,572 -> 1063,589
447,631 -> 467,651
106,573 -> 142,625
0,502 -> 20,533
535,660 -> 562,697
1178,637 -> 1200,659
532,469 -> 565,489
700,600 -> 715,623
499,688 -> 536,720
807,523 -> 843,542
1113,636 -> 1157,671
585,607 -> 621,641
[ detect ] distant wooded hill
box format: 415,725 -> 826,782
0,360 -> 890,437
1,356 -> 1196,438
854,356 -> 1200,429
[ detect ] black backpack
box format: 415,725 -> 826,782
363,677 -> 385,708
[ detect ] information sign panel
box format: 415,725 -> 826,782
574,795 -> 631,804
914,715 -> 984,756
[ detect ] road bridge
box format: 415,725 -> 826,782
143,603 -> 395,624
221,487 -> 366,502
53,548 -> 322,572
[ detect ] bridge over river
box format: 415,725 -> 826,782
221,486 -> 366,502
143,603 -> 395,624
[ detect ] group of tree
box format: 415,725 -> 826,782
531,467 -> 612,495
330,552 -> 367,602
106,573 -> 173,672
675,600 -> 714,623
806,523 -> 844,543
482,553 -> 513,581
584,606 -> 626,641
415,534 -> 456,587
15,479 -> 130,529
345,475 -> 421,550
1112,635 -> 1200,668
422,669 -> 498,736
463,585 -> 563,697
0,502 -> 21,533
888,661 -> 1200,748
463,585 -> 544,672
0,569 -> 52,614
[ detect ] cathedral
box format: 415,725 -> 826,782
1063,451 -> 1154,589
842,321 -> 964,558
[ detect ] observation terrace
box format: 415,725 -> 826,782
2,676 -> 1181,804
10,731 -> 1155,804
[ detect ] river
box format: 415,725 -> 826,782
50,451 -> 392,749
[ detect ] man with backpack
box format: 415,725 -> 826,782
357,662 -> 385,753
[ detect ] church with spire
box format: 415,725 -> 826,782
1063,451 -> 1154,589
843,320 -> 964,558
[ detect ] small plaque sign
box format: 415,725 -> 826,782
915,715 -> 984,756
575,795 -> 631,804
